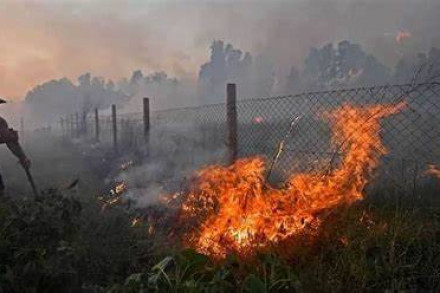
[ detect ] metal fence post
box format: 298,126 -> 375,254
95,108 -> 100,142
227,83 -> 238,164
112,104 -> 118,153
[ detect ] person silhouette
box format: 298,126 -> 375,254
0,98 -> 30,196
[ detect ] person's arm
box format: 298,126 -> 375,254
7,141 -> 30,167
0,118 -> 30,169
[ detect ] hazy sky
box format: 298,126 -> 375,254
0,0 -> 439,100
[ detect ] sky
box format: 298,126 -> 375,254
0,0 -> 439,100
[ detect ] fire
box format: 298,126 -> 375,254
114,182 -> 127,195
178,102 -> 406,259
99,181 -> 128,210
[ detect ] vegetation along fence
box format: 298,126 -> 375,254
59,82 -> 440,196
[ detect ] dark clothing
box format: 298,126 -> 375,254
0,172 -> 4,196
0,115 -> 27,196
0,116 -> 26,159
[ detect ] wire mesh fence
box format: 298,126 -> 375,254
67,82 -> 440,194
238,83 -> 440,178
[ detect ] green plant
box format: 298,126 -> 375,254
0,190 -> 82,292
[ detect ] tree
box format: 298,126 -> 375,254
302,41 -> 391,89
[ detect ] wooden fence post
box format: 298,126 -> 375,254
70,114 -> 74,138
112,104 -> 118,153
82,111 -> 87,136
227,83 -> 238,164
143,98 -> 150,143
94,108 -> 100,142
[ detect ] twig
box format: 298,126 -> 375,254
266,116 -> 302,180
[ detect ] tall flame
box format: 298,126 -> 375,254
178,102 -> 406,259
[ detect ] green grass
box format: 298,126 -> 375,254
1,190 -> 439,292
105,201 -> 440,292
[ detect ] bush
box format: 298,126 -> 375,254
0,191 -> 82,292
1,191 -> 439,292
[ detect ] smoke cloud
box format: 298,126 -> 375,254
1,0 -> 439,101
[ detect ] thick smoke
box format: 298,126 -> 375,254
1,0 -> 439,100
23,73 -> 128,127
117,71 -> 197,113
20,39 -> 440,127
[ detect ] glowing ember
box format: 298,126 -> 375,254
131,216 -> 142,227
99,181 -> 128,210
114,182 -> 127,195
148,225 -> 155,235
253,116 -> 264,124
395,30 -> 411,43
177,102 -> 406,259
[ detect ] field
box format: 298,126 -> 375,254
1,97 -> 440,292
1,152 -> 439,292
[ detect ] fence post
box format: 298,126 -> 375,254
227,83 -> 238,164
70,114 -> 74,138
112,104 -> 118,153
143,97 -> 150,154
82,111 -> 87,136
94,108 -> 100,142
143,98 -> 150,143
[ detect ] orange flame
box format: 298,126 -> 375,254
178,102 -> 406,259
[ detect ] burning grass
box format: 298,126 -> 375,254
177,102 -> 407,259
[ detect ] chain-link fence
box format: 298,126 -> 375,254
69,82 -> 440,195
237,82 -> 440,195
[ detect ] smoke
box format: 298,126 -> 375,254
112,120 -> 228,208
1,0 -> 439,210
1,0 -> 439,100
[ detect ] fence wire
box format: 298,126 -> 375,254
75,82 -> 440,194
237,82 -> 440,193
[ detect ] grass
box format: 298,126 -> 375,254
2,188 -> 438,292
1,135 -> 439,292
112,201 -> 440,292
